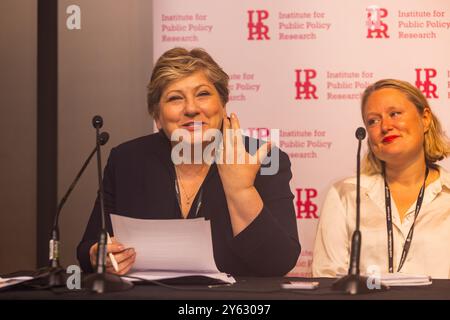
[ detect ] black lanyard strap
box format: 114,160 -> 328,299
383,166 -> 429,273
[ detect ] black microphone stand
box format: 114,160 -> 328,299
33,132 -> 110,288
332,127 -> 388,295
81,115 -> 133,293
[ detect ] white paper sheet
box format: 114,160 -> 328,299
122,270 -> 234,284
110,215 -> 235,284
377,273 -> 432,286
337,272 -> 432,286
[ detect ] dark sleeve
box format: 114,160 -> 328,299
229,148 -> 301,276
76,148 -> 116,273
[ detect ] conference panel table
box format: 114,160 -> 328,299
1,276 -> 449,300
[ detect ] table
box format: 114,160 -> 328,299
1,277 -> 449,300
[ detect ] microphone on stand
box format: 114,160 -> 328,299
33,132 -> 110,288
332,127 -> 388,294
81,115 -> 133,293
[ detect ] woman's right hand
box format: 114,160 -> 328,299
89,237 -> 136,275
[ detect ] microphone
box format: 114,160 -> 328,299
92,115 -> 103,129
355,127 -> 366,140
82,115 -> 133,293
33,132 -> 110,288
54,132 -> 109,234
350,127 -> 365,276
332,127 -> 388,294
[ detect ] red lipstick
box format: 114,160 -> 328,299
382,135 -> 400,143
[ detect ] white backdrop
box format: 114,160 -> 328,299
153,0 -> 450,276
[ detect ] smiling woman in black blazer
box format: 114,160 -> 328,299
77,47 -> 300,277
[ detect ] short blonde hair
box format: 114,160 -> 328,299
147,47 -> 229,119
361,79 -> 450,175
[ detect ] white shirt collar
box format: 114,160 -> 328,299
341,165 -> 450,218
438,166 -> 450,190
343,164 -> 450,189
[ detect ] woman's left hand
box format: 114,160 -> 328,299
215,112 -> 273,236
216,112 -> 272,193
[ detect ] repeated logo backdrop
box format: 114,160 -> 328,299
154,0 -> 450,276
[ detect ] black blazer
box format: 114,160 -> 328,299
77,131 -> 301,276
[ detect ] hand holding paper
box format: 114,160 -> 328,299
110,215 -> 235,284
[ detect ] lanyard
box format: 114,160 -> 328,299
383,166 -> 429,273
174,179 -> 203,218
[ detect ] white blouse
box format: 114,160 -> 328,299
312,166 -> 450,279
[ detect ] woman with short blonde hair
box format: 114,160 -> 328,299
78,47 -> 301,277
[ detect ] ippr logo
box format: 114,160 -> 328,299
247,10 -> 270,40
295,188 -> 318,219
295,69 -> 318,100
415,68 -> 438,98
244,128 -> 270,140
366,5 -> 389,38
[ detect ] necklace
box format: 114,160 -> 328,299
175,165 -> 207,205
